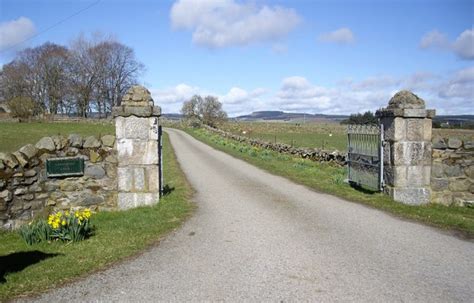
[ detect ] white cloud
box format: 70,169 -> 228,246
0,17 -> 36,51
420,28 -> 474,60
170,0 -> 301,48
437,66 -> 474,99
151,68 -> 473,116
419,30 -> 449,49
452,29 -> 474,60
150,83 -> 202,113
319,28 -> 355,44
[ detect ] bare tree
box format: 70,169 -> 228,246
181,95 -> 227,127
0,34 -> 145,119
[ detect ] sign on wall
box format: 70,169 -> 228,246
46,157 -> 84,177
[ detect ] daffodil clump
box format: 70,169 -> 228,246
47,208 -> 93,242
19,208 -> 94,245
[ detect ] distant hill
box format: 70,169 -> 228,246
235,111 -> 348,122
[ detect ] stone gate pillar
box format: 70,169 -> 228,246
113,86 -> 161,209
377,90 -> 435,205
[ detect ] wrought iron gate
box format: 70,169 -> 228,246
347,124 -> 384,191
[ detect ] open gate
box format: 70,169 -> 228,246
347,124 -> 384,191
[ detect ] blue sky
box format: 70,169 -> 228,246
0,0 -> 473,115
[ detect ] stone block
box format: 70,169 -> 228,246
19,144 -> 38,159
146,166 -> 160,192
384,166 -> 406,187
35,137 -> 55,152
134,167 -> 146,191
0,153 -> 18,168
388,187 -> 431,205
101,135 -> 116,147
85,165 -> 106,179
116,116 -> 150,140
68,134 -> 83,148
422,119 -> 432,141
431,191 -> 452,206
447,137 -> 462,149
448,178 -> 471,192
464,141 -> 474,150
12,151 -> 28,167
381,117 -> 405,141
431,178 -> 449,191
24,169 -> 37,177
117,192 -> 159,210
444,164 -> 463,177
0,180 -> 5,190
0,190 -> 12,202
117,167 -> 133,191
465,166 -> 474,179
117,139 -> 158,165
406,119 -> 425,141
431,163 -> 445,178
432,136 -> 447,149
51,135 -> 67,150
83,136 -> 101,148
452,193 -> 474,207
407,165 -> 430,187
89,150 -> 102,163
393,142 -> 427,166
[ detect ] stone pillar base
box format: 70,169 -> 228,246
385,186 -> 431,205
118,193 -> 159,210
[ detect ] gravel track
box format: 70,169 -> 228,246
20,128 -> 473,302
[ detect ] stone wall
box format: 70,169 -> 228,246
0,134 -> 117,229
205,126 -> 346,166
431,136 -> 474,206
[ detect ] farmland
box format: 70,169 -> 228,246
218,121 -> 474,153
220,121 -> 348,151
0,121 -> 115,153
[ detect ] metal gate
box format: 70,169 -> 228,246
347,124 -> 384,191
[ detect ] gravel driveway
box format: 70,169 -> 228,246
20,128 -> 473,302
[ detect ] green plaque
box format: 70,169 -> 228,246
46,157 -> 84,177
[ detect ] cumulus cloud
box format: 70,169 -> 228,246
151,68 -> 473,116
437,66 -> 474,99
170,0 -> 301,48
452,29 -> 474,60
319,28 -> 355,44
275,69 -> 473,115
150,83 -> 202,112
420,28 -> 474,60
0,17 -> 36,51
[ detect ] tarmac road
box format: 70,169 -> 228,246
22,128 -> 474,302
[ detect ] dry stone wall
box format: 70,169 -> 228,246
431,136 -> 474,206
0,134 -> 117,229
205,125 -> 346,166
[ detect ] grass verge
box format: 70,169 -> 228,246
0,132 -> 194,301
0,121 -> 114,153
186,127 -> 474,237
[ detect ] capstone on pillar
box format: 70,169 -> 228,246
113,85 -> 161,209
377,90 -> 435,205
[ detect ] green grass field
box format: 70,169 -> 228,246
0,130 -> 194,301
0,121 -> 115,153
187,127 -> 474,238
220,121 -> 348,151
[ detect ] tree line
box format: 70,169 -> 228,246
0,35 -> 144,119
